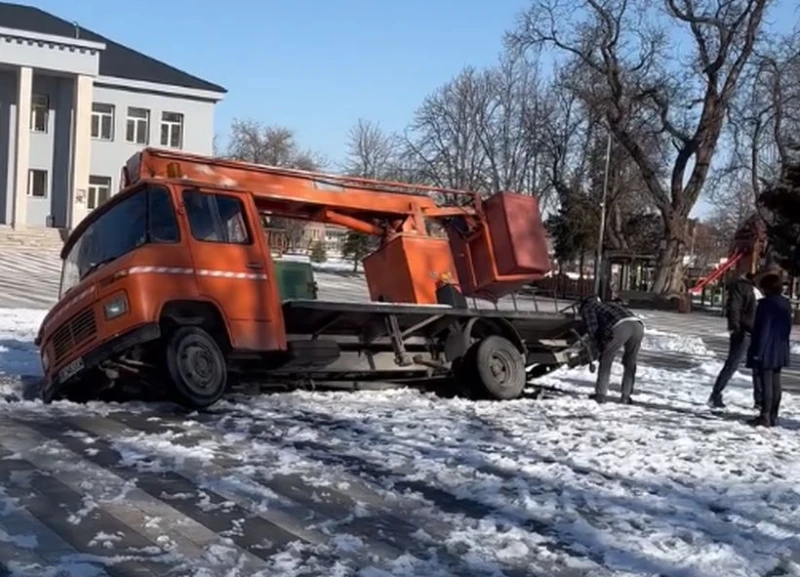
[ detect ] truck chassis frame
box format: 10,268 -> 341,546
46,298 -> 592,407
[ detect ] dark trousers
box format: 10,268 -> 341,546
595,320 -> 644,399
757,368 -> 782,424
711,331 -> 763,405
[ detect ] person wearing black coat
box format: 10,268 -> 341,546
746,273 -> 792,427
708,273 -> 761,408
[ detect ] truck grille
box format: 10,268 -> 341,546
52,307 -> 97,363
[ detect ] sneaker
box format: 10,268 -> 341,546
707,396 -> 725,409
620,396 -> 634,405
588,393 -> 606,404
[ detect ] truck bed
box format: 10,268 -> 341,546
280,299 -> 582,344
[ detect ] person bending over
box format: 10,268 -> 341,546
579,296 -> 645,404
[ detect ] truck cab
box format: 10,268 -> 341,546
37,177 -> 292,407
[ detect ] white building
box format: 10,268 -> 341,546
0,1 -> 226,231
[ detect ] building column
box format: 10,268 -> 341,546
69,74 -> 93,229
12,66 -> 32,229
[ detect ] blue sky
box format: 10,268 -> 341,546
25,0 -> 799,216
28,0 -> 532,164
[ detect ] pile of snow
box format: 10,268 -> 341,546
642,327 -> 714,357
1,309 -> 799,577
792,341 -> 800,355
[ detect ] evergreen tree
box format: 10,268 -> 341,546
309,240 -> 327,263
341,231 -> 375,272
758,159 -> 800,274
546,192 -> 599,265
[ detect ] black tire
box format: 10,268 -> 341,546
470,335 -> 526,400
165,326 -> 228,409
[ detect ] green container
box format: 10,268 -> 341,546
273,259 -> 318,301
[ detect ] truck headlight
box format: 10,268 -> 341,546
103,293 -> 129,320
41,349 -> 50,372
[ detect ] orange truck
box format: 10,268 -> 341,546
35,148 -> 591,409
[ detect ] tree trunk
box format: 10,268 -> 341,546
652,214 -> 686,295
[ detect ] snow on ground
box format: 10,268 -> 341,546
1,309 -> 799,576
0,308 -> 47,383
641,328 -> 713,357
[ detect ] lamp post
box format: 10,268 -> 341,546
593,130 -> 613,296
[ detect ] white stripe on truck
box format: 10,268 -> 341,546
43,266 -> 268,331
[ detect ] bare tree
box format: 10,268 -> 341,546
473,52 -> 553,206
507,0 -> 772,295
339,119 -> 400,269
225,119 -> 325,170
707,179 -> 758,242
344,119 -> 400,179
403,67 -> 490,202
539,75 -> 660,257
403,54 -> 555,209
223,118 -> 325,250
716,27 -> 800,205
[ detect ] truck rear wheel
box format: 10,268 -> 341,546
165,326 -> 228,409
469,335 -> 526,400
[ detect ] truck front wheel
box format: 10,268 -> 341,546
469,335 -> 526,400
165,326 -> 228,409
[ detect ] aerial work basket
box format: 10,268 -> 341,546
447,192 -> 551,301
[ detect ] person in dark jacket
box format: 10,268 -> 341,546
578,296 -> 645,404
708,272 -> 760,408
746,273 -> 792,427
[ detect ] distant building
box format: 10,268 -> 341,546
299,222 -> 348,255
0,1 -> 226,230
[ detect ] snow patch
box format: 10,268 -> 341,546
0,308 -> 47,383
643,327 -> 714,357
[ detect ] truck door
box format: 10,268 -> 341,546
180,187 -> 284,351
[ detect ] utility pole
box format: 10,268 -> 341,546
593,130 -> 612,296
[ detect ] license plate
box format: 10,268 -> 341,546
57,357 -> 84,383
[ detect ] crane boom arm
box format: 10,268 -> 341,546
124,148 -> 479,237
122,147 -> 552,304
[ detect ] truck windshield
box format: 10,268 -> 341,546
59,185 -> 179,296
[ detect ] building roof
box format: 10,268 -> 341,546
0,1 -> 226,94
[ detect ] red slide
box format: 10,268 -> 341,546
689,252 -> 744,295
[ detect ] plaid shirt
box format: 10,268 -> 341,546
580,300 -> 643,350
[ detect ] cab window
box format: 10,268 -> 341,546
182,189 -> 251,245
149,187 -> 180,242
59,185 -> 179,296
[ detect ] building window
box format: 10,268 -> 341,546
160,112 -> 184,148
27,169 -> 47,198
126,107 -> 149,144
88,175 -> 112,210
91,103 -> 115,141
30,94 -> 49,133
